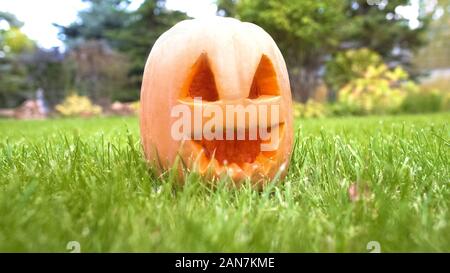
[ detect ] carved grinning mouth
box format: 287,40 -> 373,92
196,131 -> 262,166
190,123 -> 284,177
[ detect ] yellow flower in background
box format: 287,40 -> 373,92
55,93 -> 102,117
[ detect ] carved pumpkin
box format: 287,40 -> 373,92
140,17 -> 293,184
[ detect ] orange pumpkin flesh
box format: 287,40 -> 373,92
140,17 -> 293,185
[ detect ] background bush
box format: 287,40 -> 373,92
55,93 -> 102,117
293,100 -> 327,119
325,48 -> 383,93
401,89 -> 445,113
337,64 -> 419,115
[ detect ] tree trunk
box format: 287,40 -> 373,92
289,67 -> 321,103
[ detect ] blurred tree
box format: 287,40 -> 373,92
108,0 -> 188,95
235,0 -> 349,101
0,11 -> 23,28
68,40 -> 130,106
56,0 -> 131,47
344,0 -> 430,71
217,0 -> 237,17
220,0 -> 431,101
0,13 -> 36,107
58,0 -> 187,102
325,48 -> 383,93
2,27 -> 35,54
0,55 -> 30,107
414,0 -> 450,70
23,48 -> 71,107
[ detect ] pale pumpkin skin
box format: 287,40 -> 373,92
140,17 -> 293,185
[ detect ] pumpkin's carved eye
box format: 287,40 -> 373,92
248,55 -> 280,99
184,53 -> 219,102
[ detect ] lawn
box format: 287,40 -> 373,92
0,113 -> 449,252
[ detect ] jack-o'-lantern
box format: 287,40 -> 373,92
140,17 -> 293,185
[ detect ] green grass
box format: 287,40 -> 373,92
0,113 -> 449,252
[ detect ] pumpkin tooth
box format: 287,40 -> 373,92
226,163 -> 246,181
255,154 -> 274,175
188,121 -> 283,182
211,158 -> 225,176
196,128 -> 264,167
242,161 -> 261,178
190,147 -> 205,172
198,152 -> 210,173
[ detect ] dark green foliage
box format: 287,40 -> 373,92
226,0 -> 431,100
56,0 -> 131,47
23,48 -> 71,107
109,0 -> 188,90
237,0 -> 349,101
58,0 -> 188,100
0,54 -> 30,107
344,0 -> 429,65
67,40 -> 130,105
217,0 -> 237,17
0,13 -> 36,107
401,91 -> 445,113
